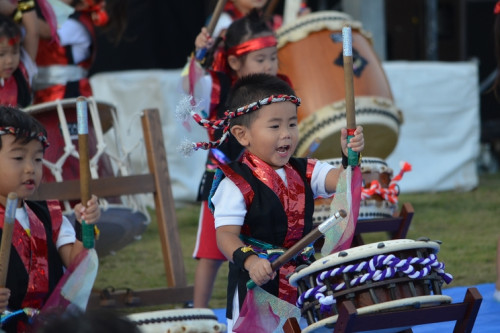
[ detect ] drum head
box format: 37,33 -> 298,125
127,308 -> 226,333
24,97 -> 115,133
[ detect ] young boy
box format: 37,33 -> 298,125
185,73 -> 364,330
0,106 -> 100,333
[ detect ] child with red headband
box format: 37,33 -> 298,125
32,0 -> 126,103
183,9 -> 295,309
0,12 -> 34,107
0,105 -> 101,333
181,73 -> 364,331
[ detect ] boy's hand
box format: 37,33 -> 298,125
341,125 -> 364,156
74,195 -> 101,225
0,287 -> 10,313
245,256 -> 276,286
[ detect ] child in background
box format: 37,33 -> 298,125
0,106 -> 101,333
186,9 -> 292,308
190,73 -> 363,331
0,0 -> 40,62
0,13 -> 33,107
33,0 -> 127,103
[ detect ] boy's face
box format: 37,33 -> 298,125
232,46 -> 278,78
233,102 -> 298,169
0,39 -> 20,80
0,135 -> 44,206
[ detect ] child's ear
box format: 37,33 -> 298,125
230,125 -> 249,147
227,55 -> 241,72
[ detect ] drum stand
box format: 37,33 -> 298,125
352,202 -> 415,247
32,108 -> 193,308
283,287 -> 482,333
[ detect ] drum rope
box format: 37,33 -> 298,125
296,252 -> 453,309
40,98 -> 150,217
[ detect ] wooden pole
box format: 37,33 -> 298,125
0,193 -> 18,287
76,96 -> 94,249
342,25 -> 358,166
195,0 -> 229,60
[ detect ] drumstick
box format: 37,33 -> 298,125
342,25 -> 358,166
246,209 -> 347,289
76,97 -> 94,249
195,0 -> 229,61
0,193 -> 18,287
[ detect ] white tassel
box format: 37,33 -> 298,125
177,138 -> 196,157
175,94 -> 203,122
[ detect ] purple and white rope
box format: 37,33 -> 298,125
296,253 -> 453,308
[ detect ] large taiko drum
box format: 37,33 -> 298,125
277,11 -> 402,159
289,239 -> 453,333
24,98 -> 115,185
24,98 -> 149,257
127,308 -> 226,333
313,157 -> 398,225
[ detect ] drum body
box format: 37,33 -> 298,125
277,11 -> 402,159
313,157 -> 397,225
25,98 -> 115,185
289,239 -> 453,333
127,308 -> 226,333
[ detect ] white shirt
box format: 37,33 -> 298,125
57,18 -> 91,64
212,160 -> 335,229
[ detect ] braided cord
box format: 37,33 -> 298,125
296,252 -> 453,308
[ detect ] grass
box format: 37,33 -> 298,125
94,171 -> 500,311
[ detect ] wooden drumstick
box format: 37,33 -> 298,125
0,193 -> 18,287
246,209 -> 347,289
195,0 -> 229,61
76,97 -> 94,249
342,25 -> 358,166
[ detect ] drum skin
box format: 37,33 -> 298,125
277,11 -> 402,159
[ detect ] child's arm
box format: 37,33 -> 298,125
21,9 -> 38,61
216,225 -> 276,286
59,195 -> 101,267
324,126 -> 364,192
0,287 -> 10,313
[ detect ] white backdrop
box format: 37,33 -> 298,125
89,61 -> 480,202
383,61 -> 480,193
90,69 -> 208,205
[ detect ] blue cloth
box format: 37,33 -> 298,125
213,283 -> 499,332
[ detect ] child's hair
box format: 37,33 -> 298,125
228,73 -> 297,128
0,13 -> 21,41
0,106 -> 49,151
205,8 -> 274,69
224,8 -> 274,52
